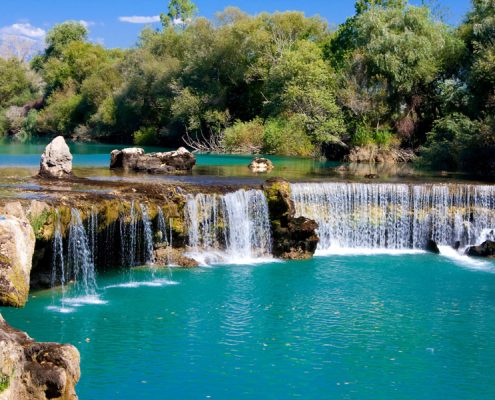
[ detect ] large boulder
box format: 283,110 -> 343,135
248,157 -> 274,173
346,145 -> 415,164
0,204 -> 35,307
263,178 -> 319,260
153,247 -> 199,268
110,147 -> 196,174
466,240 -> 495,258
39,136 -> 73,179
0,315 -> 80,400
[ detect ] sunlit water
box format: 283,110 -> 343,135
2,254 -> 495,399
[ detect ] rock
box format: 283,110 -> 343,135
426,239 -> 440,254
263,178 -> 319,260
110,147 -> 195,174
0,207 -> 35,307
153,247 -> 199,268
466,240 -> 495,258
346,145 -> 415,164
0,315 -> 80,400
248,158 -> 274,173
39,136 -> 73,179
364,173 -> 379,179
322,140 -> 350,161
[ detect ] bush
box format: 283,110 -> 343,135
222,118 -> 264,154
351,124 -> 396,148
133,127 -> 159,146
263,116 -> 315,156
419,113 -> 482,171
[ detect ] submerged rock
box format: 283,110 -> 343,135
466,240 -> 495,258
263,178 -> 319,260
248,157 -> 274,173
0,315 -> 80,400
153,247 -> 199,268
39,136 -> 73,179
110,147 -> 196,174
0,204 -> 35,307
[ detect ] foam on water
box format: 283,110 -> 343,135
46,305 -> 76,314
104,279 -> 178,289
185,250 -> 275,266
63,295 -> 108,306
315,247 -> 426,256
438,245 -> 495,273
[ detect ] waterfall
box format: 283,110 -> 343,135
120,201 -> 138,267
140,203 -> 155,264
88,207 -> 98,267
157,207 -> 168,245
291,183 -> 495,251
185,189 -> 272,262
67,209 -> 97,294
51,210 -> 65,288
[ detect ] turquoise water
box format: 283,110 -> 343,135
2,253 -> 495,399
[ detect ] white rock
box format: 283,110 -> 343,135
39,136 -> 73,178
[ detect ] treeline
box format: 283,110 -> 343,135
0,0 -> 494,171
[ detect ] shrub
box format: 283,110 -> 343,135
222,118 -> 264,154
419,113 -> 482,171
263,116 -> 314,156
133,127 -> 159,146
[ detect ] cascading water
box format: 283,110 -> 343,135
120,201 -> 138,267
51,210 -> 65,289
67,209 -> 97,294
88,207 -> 98,267
157,207 -> 168,245
185,189 -> 272,262
290,183 -> 495,252
140,203 -> 155,264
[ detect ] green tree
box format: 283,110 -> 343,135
161,0 -> 198,28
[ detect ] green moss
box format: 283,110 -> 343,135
29,209 -> 52,240
0,374 -> 10,393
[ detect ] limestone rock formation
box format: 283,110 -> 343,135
0,315 -> 80,400
346,145 -> 415,164
153,247 -> 199,268
248,157 -> 274,173
466,240 -> 495,258
39,136 -> 73,178
263,178 -> 319,260
110,147 -> 196,174
0,204 -> 35,307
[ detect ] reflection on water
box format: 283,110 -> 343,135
0,141 -> 492,187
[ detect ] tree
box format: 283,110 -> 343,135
44,22 -> 88,58
161,0 -> 198,28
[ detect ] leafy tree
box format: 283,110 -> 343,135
161,0 -> 198,28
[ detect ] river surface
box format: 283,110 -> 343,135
2,252 -> 495,400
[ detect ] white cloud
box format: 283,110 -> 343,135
0,23 -> 46,39
78,20 -> 95,28
0,22 -> 45,60
118,15 -> 160,24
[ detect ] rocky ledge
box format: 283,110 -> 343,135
110,147 -> 196,174
263,178 -> 319,260
0,316 -> 80,400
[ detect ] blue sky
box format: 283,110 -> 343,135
0,0 -> 473,49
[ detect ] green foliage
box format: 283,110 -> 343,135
263,116 -> 315,156
222,118 -> 264,154
0,374 -> 10,393
420,113 -> 482,170
44,21 -> 88,58
161,0 -> 198,28
133,127 -> 159,146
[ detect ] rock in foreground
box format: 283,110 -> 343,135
263,178 -> 319,260
0,205 -> 35,307
110,147 -> 195,174
466,240 -> 495,258
248,157 -> 274,173
0,316 -> 80,400
153,247 -> 199,268
39,136 -> 73,179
